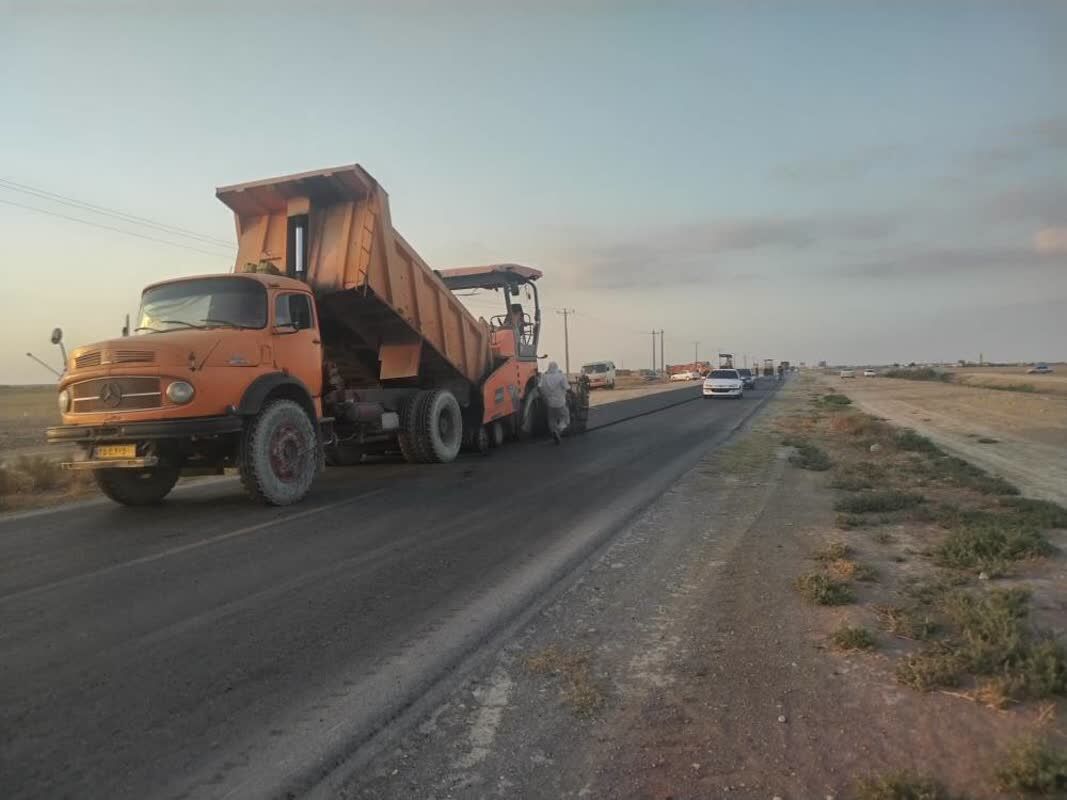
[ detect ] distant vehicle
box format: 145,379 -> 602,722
703,368 -> 744,398
581,360 -> 616,389
736,367 -> 756,389
840,369 -> 856,378
670,370 -> 698,382
863,369 -> 877,377
1027,363 -> 1053,374
638,369 -> 658,381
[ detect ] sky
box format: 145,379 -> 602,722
2,1 -> 1065,383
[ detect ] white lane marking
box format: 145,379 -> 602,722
0,489 -> 384,604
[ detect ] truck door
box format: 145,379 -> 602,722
271,292 -> 323,401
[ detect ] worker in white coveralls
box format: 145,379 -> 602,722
539,361 -> 570,444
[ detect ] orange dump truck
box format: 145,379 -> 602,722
47,165 -> 587,506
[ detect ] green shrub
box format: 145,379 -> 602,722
831,474 -> 874,491
881,368 -> 951,382
835,491 -> 925,514
895,429 -> 941,454
898,589 -> 1067,701
936,519 -> 1052,573
995,738 -> 1067,794
789,442 -> 832,471
999,497 -> 1067,529
820,393 -> 853,406
855,771 -> 957,800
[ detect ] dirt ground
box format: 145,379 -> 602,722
349,379 -> 1066,799
952,364 -> 1067,397
0,385 -> 60,462
587,376 -> 696,408
828,374 -> 1067,506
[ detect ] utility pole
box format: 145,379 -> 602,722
693,341 -> 700,369
556,309 -> 574,375
660,330 -> 665,374
650,329 -> 658,372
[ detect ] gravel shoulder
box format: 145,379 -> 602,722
346,380 -> 1057,799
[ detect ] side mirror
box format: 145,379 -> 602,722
50,327 -> 63,345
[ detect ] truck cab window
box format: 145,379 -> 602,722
275,294 -> 313,330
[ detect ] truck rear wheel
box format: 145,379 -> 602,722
94,464 -> 180,506
413,389 -> 463,463
239,399 -> 318,505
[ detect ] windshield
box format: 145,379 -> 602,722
582,363 -> 609,373
738,369 -> 752,377
710,370 -> 738,379
137,278 -> 267,333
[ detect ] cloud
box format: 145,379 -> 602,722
771,144 -> 905,185
553,213 -> 900,289
1034,226 -> 1067,255
983,184 -> 1067,226
832,243 -> 1064,280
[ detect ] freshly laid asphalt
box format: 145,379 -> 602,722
0,379 -> 778,800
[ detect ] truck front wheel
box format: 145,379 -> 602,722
239,399 -> 318,505
95,464 -> 180,506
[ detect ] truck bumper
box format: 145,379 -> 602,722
47,415 -> 245,445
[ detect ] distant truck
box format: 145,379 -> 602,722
762,359 -> 775,377
47,165 -> 588,507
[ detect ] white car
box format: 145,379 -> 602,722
863,369 -> 877,377
1027,363 -> 1053,374
840,369 -> 856,378
670,370 -> 696,382
581,360 -> 616,389
703,368 -> 744,398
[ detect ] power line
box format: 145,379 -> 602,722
0,197 -> 234,260
0,177 -> 235,249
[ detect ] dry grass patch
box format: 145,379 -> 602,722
831,624 -> 877,652
525,645 -> 605,716
874,604 -> 938,641
795,572 -> 855,605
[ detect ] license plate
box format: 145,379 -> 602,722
95,444 -> 137,459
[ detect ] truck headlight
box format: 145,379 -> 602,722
58,389 -> 71,413
166,380 -> 195,404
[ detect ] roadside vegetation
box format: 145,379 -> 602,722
882,367 -> 951,382
525,645 -> 605,716
780,383 -> 1067,795
0,455 -> 89,511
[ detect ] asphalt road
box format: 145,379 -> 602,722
0,379 -> 778,800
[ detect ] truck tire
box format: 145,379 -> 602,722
94,464 -> 180,506
239,399 -> 318,505
413,389 -> 463,463
517,386 -> 547,440
397,393 -> 425,464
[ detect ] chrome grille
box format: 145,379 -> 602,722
113,350 -> 155,364
70,377 -> 162,413
74,350 -> 102,369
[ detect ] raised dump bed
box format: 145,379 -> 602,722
216,164 -> 492,391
